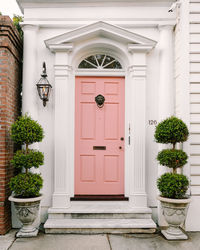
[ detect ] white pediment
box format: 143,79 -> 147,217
45,21 -> 156,51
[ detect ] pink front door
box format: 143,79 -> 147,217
75,76 -> 125,195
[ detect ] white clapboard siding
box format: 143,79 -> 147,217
190,83 -> 200,92
177,1 -> 200,196
190,123 -> 200,133
191,186 -> 200,195
191,34 -> 200,43
190,14 -> 200,23
190,144 -> 200,154
191,165 -> 200,175
191,103 -> 200,113
190,2 -> 200,12
190,73 -> 200,82
190,62 -> 200,71
190,134 -> 200,144
190,155 -> 200,165
190,93 -> 200,102
190,44 -> 200,54
190,24 -> 200,33
191,113 -> 200,122
191,175 -> 200,185
190,53 -> 200,62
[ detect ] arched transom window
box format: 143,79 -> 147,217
78,54 -> 122,69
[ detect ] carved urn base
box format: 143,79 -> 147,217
157,196 -> 191,240
9,195 -> 42,238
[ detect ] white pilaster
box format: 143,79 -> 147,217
128,48 -> 152,208
49,45 -> 73,208
22,25 -> 39,120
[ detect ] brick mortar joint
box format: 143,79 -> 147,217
0,28 -> 23,50
0,36 -> 23,58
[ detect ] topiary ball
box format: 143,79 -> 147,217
11,114 -> 44,145
9,173 -> 43,198
157,173 -> 189,199
10,149 -> 44,170
157,149 -> 188,169
154,116 -> 189,145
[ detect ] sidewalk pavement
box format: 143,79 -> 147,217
1,230 -> 200,250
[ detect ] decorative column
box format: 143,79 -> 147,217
158,25 -> 174,178
22,25 -> 39,120
48,44 -> 73,209
128,45 -> 154,208
158,25 -> 174,121
158,25 -> 175,225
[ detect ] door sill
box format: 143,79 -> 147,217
71,195 -> 128,201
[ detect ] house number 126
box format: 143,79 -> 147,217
148,120 -> 157,125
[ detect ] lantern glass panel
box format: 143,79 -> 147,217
37,78 -> 52,101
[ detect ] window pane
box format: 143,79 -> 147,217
85,56 -> 98,67
104,61 -> 122,69
103,56 -> 116,67
96,54 -> 105,66
78,54 -> 122,69
78,60 -> 96,68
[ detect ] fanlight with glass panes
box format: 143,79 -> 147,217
78,54 -> 122,69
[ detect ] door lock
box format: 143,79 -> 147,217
120,137 -> 124,141
119,146 -> 122,149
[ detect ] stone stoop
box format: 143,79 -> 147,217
44,201 -> 157,234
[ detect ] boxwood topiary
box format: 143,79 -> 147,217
9,114 -> 44,198
157,149 -> 188,172
155,116 -> 190,199
10,149 -> 44,170
157,173 -> 189,199
11,114 -> 44,145
9,173 -> 43,198
154,116 -> 189,147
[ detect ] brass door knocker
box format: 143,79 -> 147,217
95,94 -> 105,108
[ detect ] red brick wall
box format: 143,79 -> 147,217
0,16 -> 22,234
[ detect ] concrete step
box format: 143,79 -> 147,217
48,201 -> 153,219
44,218 -> 157,234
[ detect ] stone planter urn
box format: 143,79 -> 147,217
9,195 -> 42,237
158,196 -> 191,240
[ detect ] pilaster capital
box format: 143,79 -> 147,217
48,43 -> 73,53
128,44 -> 155,54
21,24 -> 39,32
158,24 -> 174,32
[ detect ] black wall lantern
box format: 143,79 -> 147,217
36,62 -> 52,107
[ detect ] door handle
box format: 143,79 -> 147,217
119,146 -> 122,149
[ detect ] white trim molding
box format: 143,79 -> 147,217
52,46 -> 74,209
46,21 -> 157,211
45,21 -> 157,47
128,51 -> 153,208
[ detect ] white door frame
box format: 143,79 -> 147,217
50,48 -> 151,210
45,24 -> 156,210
